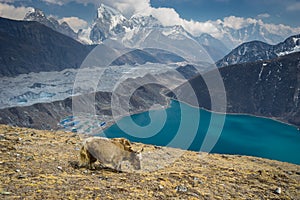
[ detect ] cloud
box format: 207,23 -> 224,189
58,17 -> 88,32
286,2 -> 300,11
0,3 -> 33,20
41,0 -> 65,5
221,16 -> 259,29
257,13 -> 270,19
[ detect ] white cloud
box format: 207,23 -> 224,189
41,0 -> 65,5
263,23 -> 300,36
0,3 -> 33,20
58,17 -> 88,32
221,16 -> 259,29
257,13 -> 270,19
286,2 -> 300,11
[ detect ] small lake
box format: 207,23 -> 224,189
101,100 -> 300,165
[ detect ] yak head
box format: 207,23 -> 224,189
130,148 -> 143,170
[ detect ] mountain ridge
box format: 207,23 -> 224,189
22,4 -> 299,62
0,17 -> 94,77
216,34 -> 300,67
174,51 -> 300,127
24,8 -> 77,40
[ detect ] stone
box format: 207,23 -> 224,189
275,187 -> 281,194
175,185 -> 188,193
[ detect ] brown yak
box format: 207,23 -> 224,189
79,137 -> 142,171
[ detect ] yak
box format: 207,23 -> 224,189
79,137 -> 143,171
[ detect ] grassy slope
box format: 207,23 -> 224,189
0,125 -> 299,199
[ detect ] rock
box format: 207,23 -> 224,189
158,185 -> 164,190
25,156 -> 34,161
175,185 -> 188,193
0,191 -> 11,195
57,166 -> 63,171
15,169 -> 20,173
74,147 -> 80,151
17,175 -> 26,179
99,176 -> 110,181
275,187 -> 281,194
193,177 -> 203,187
0,134 -> 6,140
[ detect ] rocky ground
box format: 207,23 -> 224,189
0,124 -> 300,199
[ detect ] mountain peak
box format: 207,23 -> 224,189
24,8 -> 46,21
216,34 -> 300,67
23,8 -> 77,40
97,4 -> 124,20
130,14 -> 161,28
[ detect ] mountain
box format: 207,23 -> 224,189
214,21 -> 293,50
274,34 -> 300,56
24,8 -> 77,40
111,48 -> 185,66
195,33 -> 230,61
22,5 -> 298,61
90,4 -> 132,43
85,4 -> 227,62
217,34 -> 300,67
0,17 -> 94,77
216,41 -> 275,67
173,52 -> 300,127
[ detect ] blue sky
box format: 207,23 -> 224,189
151,0 -> 300,27
0,0 -> 299,33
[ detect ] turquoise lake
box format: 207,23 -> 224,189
101,100 -> 300,165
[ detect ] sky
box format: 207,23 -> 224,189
0,0 -> 299,34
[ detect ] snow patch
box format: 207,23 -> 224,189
78,27 -> 93,44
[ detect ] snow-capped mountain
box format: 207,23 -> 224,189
216,34 -> 300,67
130,14 -> 162,28
275,34 -> 300,56
23,4 -> 299,64
87,5 -> 211,63
195,33 -> 230,61
89,4 -> 132,43
24,8 -> 77,40
86,4 -> 295,62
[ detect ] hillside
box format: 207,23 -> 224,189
0,17 -> 93,77
173,52 -> 300,127
0,125 -> 299,199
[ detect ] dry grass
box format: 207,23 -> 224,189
0,125 -> 299,199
